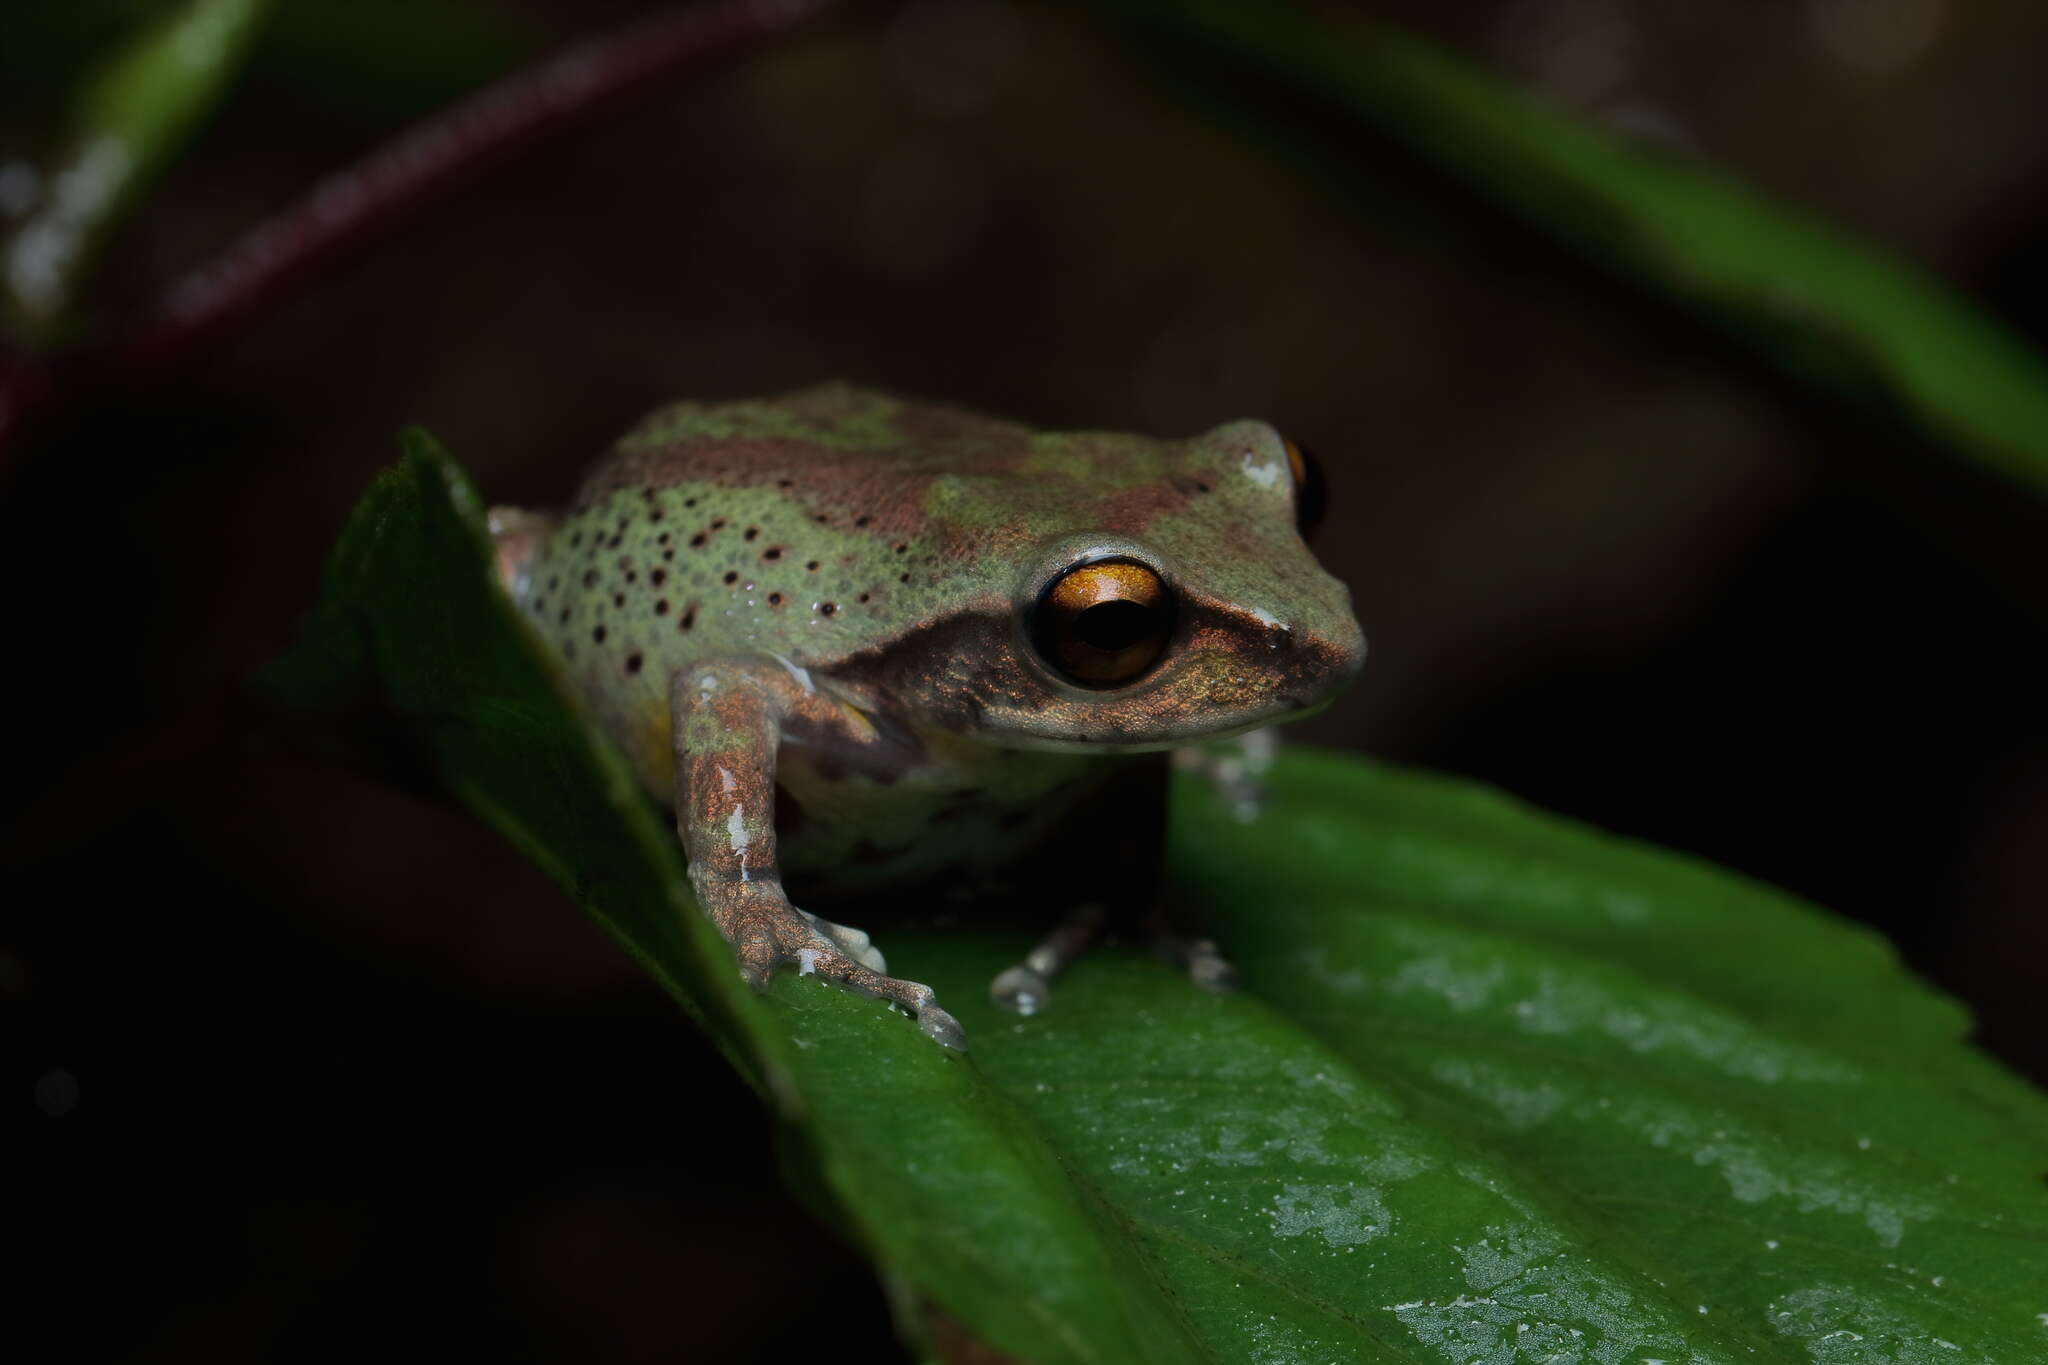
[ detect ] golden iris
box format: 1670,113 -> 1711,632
1031,559 -> 1174,687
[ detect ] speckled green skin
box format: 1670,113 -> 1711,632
492,383 -> 1363,1037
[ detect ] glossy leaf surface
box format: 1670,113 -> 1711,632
271,434 -> 2048,1363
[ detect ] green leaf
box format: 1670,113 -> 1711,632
1096,0 -> 2048,502
271,433 -> 2048,1363
1,0 -> 270,345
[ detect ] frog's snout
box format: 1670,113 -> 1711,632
1300,608 -> 1367,702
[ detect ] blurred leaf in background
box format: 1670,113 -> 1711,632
1101,0 -> 2048,502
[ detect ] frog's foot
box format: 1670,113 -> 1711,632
1142,900 -> 1238,994
990,903 -> 1105,1016
796,909 -> 888,974
713,890 -> 964,1048
1153,932 -> 1238,994
1173,727 -> 1278,824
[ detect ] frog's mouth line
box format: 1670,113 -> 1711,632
986,690 -> 1341,755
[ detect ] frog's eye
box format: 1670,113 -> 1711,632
1031,558 -> 1175,688
1283,437 -> 1327,538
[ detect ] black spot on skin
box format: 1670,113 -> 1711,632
711,519 -> 726,530
820,602 -> 837,616
763,548 -> 782,561
684,497 -> 698,508
689,533 -> 707,548
806,560 -> 820,571
680,606 -> 696,630
651,568 -> 667,586
723,571 -> 739,585
655,599 -> 669,615
662,549 -> 674,561
617,518 -> 629,531
768,593 -> 783,605
649,509 -> 663,521
641,487 -> 656,500
855,515 -> 871,528
613,593 -> 625,607
858,593 -> 870,603
776,478 -> 794,489
593,626 -> 607,644
626,653 -> 644,674
625,571 -> 637,583
1196,481 -> 1212,493
657,532 -> 670,545
608,534 -> 622,549
569,533 -> 583,548
535,597 -> 548,611
558,608 -> 570,623
744,527 -> 759,541
583,570 -> 598,587
814,514 -> 828,524
893,544 -> 906,554
898,572 -> 910,583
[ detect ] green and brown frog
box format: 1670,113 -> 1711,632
490,383 -> 1364,1047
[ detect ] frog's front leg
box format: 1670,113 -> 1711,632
673,659 -> 966,1049
1172,726 -> 1279,824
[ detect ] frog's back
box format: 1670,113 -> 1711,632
512,384 -> 1033,784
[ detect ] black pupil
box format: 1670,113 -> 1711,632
1074,599 -> 1155,651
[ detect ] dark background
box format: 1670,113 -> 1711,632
6,1 -> 2046,1360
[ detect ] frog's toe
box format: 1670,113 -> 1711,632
990,963 -> 1053,1016
779,924 -> 967,1048
797,909 -> 888,973
917,1004 -> 968,1051
1152,932 -> 1238,994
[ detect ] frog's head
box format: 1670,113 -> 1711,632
889,419 -> 1366,753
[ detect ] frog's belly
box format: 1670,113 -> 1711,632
772,743 -> 1116,897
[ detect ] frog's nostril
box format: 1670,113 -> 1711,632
1249,608 -> 1294,650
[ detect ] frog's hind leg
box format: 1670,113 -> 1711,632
989,903 -> 1105,1016
486,506 -> 557,602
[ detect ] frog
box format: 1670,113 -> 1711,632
488,382 -> 1365,1048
